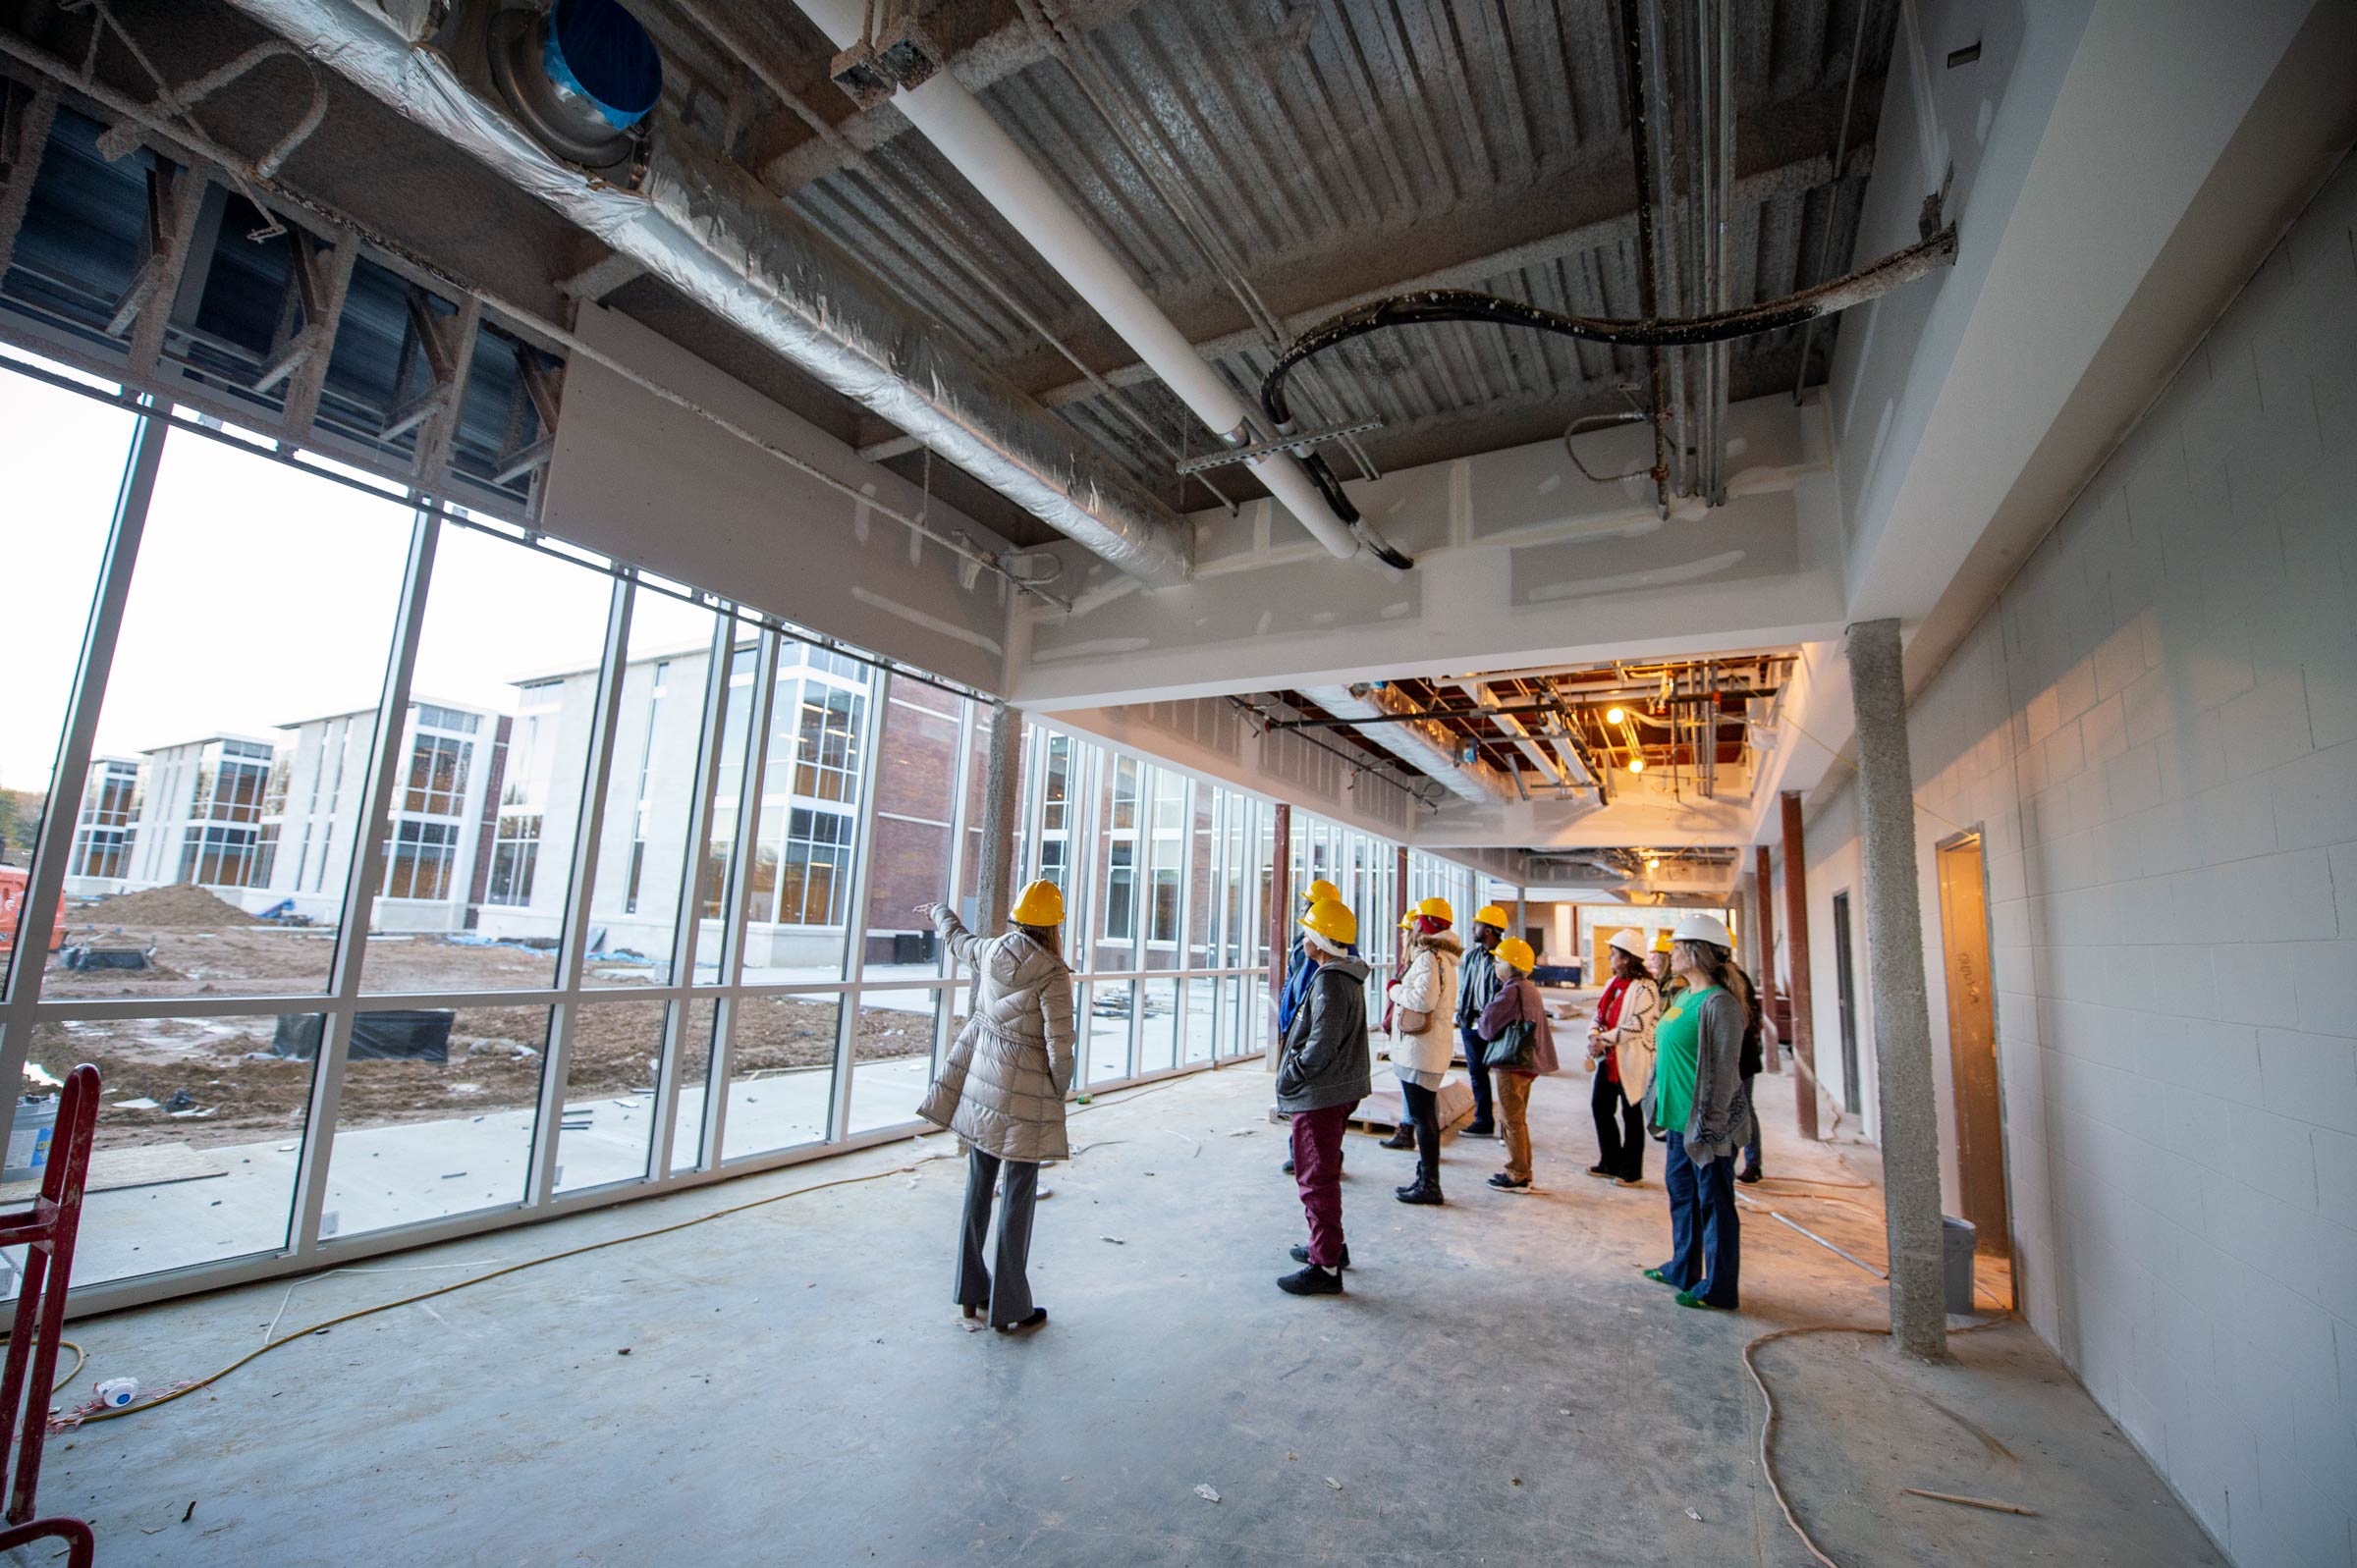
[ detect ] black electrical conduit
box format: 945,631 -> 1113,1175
1259,222 -> 1959,453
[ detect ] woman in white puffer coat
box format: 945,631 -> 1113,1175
1379,897 -> 1462,1206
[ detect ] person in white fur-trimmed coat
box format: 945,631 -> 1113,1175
1378,897 -> 1462,1207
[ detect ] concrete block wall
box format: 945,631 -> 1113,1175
1814,151 -> 2357,1567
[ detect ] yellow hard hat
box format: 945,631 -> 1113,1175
1651,933 -> 1673,954
1473,903 -> 1511,929
1302,879 -> 1342,904
1299,896 -> 1358,946
1495,937 -> 1537,973
1415,895 -> 1453,923
1398,912 -> 1418,930
1009,880 -> 1065,926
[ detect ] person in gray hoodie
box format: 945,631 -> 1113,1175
1275,896 -> 1371,1297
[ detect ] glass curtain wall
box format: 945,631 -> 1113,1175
0,355 -> 1421,1310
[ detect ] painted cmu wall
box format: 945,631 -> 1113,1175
1799,151 -> 2357,1568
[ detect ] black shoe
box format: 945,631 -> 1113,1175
1395,1178 -> 1444,1206
1462,1120 -> 1498,1139
1488,1172 -> 1531,1190
1737,1166 -> 1763,1184
1378,1127 -> 1416,1150
994,1307 -> 1048,1333
1289,1243 -> 1350,1268
1278,1264 -> 1343,1296
1585,1163 -> 1616,1179
1282,1157 -> 1294,1174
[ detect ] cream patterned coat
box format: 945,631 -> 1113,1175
916,907 -> 1076,1163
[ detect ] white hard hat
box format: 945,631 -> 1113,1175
1607,927 -> 1651,959
1670,912 -> 1734,949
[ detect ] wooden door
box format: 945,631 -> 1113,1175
1936,835 -> 2008,1261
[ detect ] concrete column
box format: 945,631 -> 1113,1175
1514,887 -> 1529,950
1754,845 -> 1781,1073
1781,793 -> 1818,1137
1265,803 -> 1291,1061
973,702 -> 1020,938
1845,617 -> 1947,1360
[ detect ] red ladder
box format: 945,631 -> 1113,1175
0,1062 -> 101,1566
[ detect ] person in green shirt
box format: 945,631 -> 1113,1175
1640,913 -> 1756,1310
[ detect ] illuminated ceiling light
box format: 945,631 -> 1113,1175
1605,706 -> 1625,725
1628,757 -> 1646,773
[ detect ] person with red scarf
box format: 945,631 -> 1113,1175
1584,928 -> 1660,1185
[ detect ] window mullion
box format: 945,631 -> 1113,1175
703,627 -> 780,1167
826,668 -> 893,1142
646,610 -> 736,1179
527,574 -> 633,1206
289,503 -> 439,1260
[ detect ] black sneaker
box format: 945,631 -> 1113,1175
1461,1120 -> 1498,1139
1278,1264 -> 1344,1296
1395,1179 -> 1444,1206
1585,1163 -> 1616,1179
1736,1166 -> 1763,1184
1487,1172 -> 1531,1190
1289,1243 -> 1350,1268
1282,1158 -> 1294,1175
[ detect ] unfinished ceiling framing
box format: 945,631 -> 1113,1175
0,0 -> 1906,564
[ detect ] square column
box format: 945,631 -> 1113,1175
1845,617 -> 1947,1360
1781,793 -> 1818,1135
972,703 -> 1020,938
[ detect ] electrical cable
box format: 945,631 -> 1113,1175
57,1072 -> 1196,1431
1745,1316 -> 2015,1568
1257,223 -> 1959,434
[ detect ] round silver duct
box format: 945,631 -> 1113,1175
489,0 -> 660,170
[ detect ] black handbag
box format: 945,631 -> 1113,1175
1482,1018 -> 1536,1073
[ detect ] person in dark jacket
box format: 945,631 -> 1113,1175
1453,902 -> 1510,1137
1734,964 -> 1766,1183
1275,896 -> 1371,1297
1278,879 -> 1348,1177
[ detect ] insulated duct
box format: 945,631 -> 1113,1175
1297,683 -> 1517,806
218,0 -> 1194,588
789,0 -> 1403,570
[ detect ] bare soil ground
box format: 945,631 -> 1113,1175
24,921 -> 937,1153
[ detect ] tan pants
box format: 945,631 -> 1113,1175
1497,1072 -> 1535,1182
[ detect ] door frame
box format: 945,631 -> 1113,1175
1933,827 -> 2016,1301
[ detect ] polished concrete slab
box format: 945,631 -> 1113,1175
41,1058 -> 2225,1566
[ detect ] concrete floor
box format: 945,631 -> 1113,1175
37,1057 -> 2225,1566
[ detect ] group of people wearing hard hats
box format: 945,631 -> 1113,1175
1271,886 -> 1764,1309
907,871 -> 1762,1334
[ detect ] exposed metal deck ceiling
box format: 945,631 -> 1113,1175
0,0 -> 1901,549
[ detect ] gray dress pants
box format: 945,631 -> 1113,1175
958,1148 -> 1039,1327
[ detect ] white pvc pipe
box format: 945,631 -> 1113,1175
793,0 -> 1367,563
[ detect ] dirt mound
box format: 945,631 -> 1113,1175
75,884 -> 261,930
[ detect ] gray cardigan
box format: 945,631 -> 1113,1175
1276,955 -> 1372,1114
1675,988 -> 1757,1163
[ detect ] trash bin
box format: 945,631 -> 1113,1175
1942,1216 -> 1977,1314
4,1094 -> 58,1185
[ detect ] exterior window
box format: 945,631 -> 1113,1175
404,732 -> 471,815
1110,759 -> 1137,831
179,824 -> 260,886
1039,837 -> 1068,892
793,684 -> 864,803
777,806 -> 854,925
384,820 -> 459,899
1041,736 -> 1069,831
487,696 -> 558,907
69,760 -> 139,879
1104,840 -> 1135,941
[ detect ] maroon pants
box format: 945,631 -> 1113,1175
1288,1101 -> 1356,1268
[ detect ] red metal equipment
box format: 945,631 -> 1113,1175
0,1062 -> 101,1567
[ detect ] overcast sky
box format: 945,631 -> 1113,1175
5,352 -> 712,803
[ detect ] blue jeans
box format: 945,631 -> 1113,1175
1659,1131 -> 1740,1307
1458,1025 -> 1494,1126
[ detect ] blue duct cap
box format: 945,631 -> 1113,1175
544,0 -> 663,130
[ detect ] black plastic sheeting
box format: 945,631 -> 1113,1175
270,1009 -> 454,1063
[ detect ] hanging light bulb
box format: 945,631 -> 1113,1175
1605,705 -> 1625,726
1628,757 -> 1646,774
